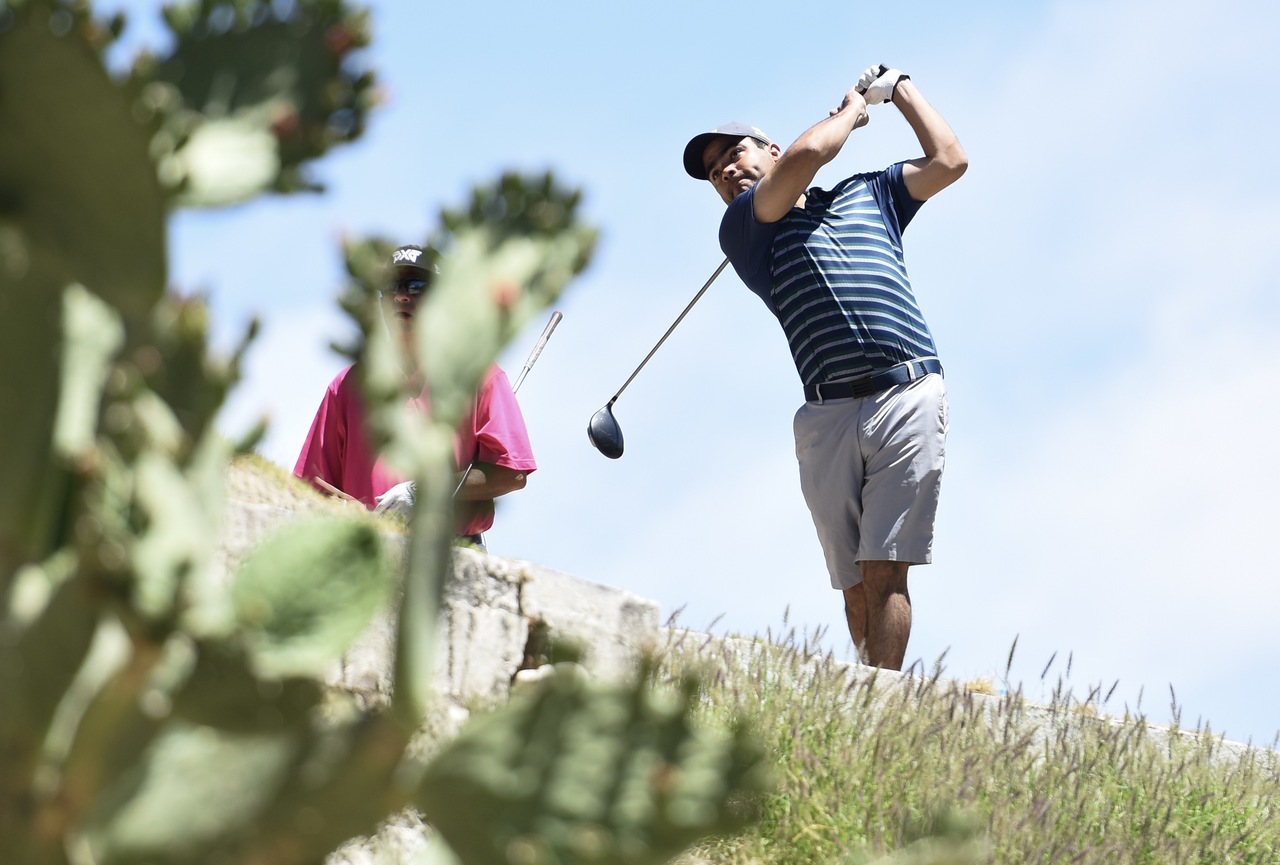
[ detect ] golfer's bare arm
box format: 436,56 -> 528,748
455,462 -> 527,501
752,88 -> 870,224
894,79 -> 968,202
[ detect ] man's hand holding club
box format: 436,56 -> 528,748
828,65 -> 908,124
856,64 -> 910,105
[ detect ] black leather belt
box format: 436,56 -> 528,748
804,358 -> 943,402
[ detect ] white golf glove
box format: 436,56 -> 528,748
374,480 -> 416,518
856,65 -> 885,95
857,65 -> 909,105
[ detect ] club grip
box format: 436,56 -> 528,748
855,64 -> 890,94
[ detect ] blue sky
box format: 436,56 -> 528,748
103,0 -> 1280,746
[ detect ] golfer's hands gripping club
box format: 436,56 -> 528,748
856,64 -> 909,105
374,480 -> 416,518
855,65 -> 887,96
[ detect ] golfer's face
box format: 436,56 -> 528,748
704,136 -> 773,205
384,274 -> 427,339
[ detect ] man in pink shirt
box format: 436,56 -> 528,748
294,245 -> 537,548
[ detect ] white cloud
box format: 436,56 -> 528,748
903,0 -> 1280,736
937,322 -> 1280,661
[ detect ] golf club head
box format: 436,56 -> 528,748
587,404 -> 624,459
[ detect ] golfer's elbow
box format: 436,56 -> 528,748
494,470 -> 528,497
788,137 -> 840,173
938,139 -> 968,182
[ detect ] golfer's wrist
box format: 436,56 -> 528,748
841,92 -> 868,128
890,74 -> 913,103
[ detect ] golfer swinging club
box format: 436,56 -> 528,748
682,66 -> 967,670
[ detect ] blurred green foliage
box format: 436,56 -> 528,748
419,660 -> 766,865
0,2 -> 769,864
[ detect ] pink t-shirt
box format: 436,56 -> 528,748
293,364 -> 537,535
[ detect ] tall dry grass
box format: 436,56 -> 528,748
659,623 -> 1279,865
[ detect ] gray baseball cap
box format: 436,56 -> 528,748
682,122 -> 773,180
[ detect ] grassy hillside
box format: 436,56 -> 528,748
661,630 -> 1279,865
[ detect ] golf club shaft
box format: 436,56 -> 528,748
608,257 -> 729,404
512,310 -> 562,392
454,310 -> 563,498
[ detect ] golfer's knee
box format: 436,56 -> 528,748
842,584 -> 864,610
860,561 -> 910,597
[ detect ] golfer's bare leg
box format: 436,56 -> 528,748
842,584 -> 868,661
855,560 -> 912,670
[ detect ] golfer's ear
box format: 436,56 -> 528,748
769,142 -> 783,160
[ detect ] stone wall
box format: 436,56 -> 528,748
220,472 -> 662,718
220,470 -> 668,864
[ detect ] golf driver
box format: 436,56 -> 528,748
455,310 -> 563,496
588,258 -> 730,459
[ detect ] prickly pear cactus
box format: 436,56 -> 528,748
417,661 -> 768,865
139,0 -> 377,206
0,3 -> 402,864
844,810 -> 988,865
0,3 -> 769,865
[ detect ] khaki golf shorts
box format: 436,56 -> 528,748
793,373 -> 948,590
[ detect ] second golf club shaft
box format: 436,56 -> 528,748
454,310 -> 563,497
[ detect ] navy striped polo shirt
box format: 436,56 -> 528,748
719,162 -> 936,386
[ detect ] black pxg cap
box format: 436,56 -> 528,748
387,244 -> 436,296
682,122 -> 773,180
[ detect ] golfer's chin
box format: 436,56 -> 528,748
722,179 -> 755,204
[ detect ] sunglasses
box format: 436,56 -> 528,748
387,279 -> 430,297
